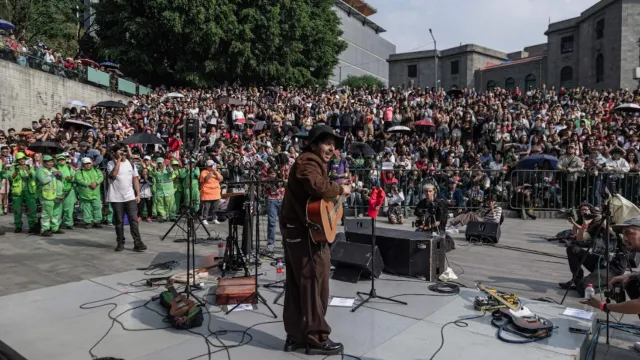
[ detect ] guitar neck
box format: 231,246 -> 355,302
168,285 -> 180,299
482,288 -> 518,311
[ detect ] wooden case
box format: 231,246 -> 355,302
215,277 -> 257,306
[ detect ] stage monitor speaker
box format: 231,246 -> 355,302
465,221 -> 501,243
331,241 -> 383,283
344,218 -> 372,233
347,227 -> 445,280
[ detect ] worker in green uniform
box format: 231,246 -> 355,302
6,152 -> 37,233
36,155 -> 64,237
181,158 -> 201,212
152,158 -> 175,222
75,157 -> 104,229
171,159 -> 183,218
56,153 -> 76,229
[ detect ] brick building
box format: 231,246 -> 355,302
389,0 -> 640,91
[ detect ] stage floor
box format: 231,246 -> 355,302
0,264 -> 596,360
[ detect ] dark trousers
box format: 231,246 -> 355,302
561,180 -> 580,209
567,245 -> 624,297
111,200 -> 142,244
138,198 -> 152,218
282,229 -> 331,347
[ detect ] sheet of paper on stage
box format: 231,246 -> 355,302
330,297 -> 355,307
231,304 -> 253,312
562,307 -> 594,320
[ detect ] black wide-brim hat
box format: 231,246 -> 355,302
303,125 -> 344,151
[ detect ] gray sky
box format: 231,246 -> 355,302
366,0 -> 599,53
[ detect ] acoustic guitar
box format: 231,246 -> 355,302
477,283 -> 554,334
306,194 -> 345,244
167,283 -> 197,317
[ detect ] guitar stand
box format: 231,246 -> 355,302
352,218 -> 407,313
226,180 -> 277,318
160,207 -> 211,241
264,279 -> 286,304
220,217 -> 250,278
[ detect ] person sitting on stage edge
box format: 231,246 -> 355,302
445,193 -> 502,234
558,203 -> 628,297
279,125 -> 351,356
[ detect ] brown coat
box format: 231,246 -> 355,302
280,151 -> 343,229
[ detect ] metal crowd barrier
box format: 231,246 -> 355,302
509,169 -> 640,211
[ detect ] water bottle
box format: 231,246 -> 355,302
217,241 -> 224,258
276,259 -> 285,282
584,284 -> 596,311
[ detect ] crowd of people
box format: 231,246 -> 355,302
0,82 -> 638,244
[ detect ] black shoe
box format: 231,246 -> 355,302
93,223 -> 104,229
305,341 -> 343,356
114,242 -> 125,252
526,211 -> 537,220
28,228 -> 38,234
284,338 -> 306,352
54,229 -> 65,234
159,219 -> 166,223
41,230 -> 53,237
133,241 -> 147,252
62,225 -> 74,230
14,228 -> 22,233
84,223 -> 93,229
558,281 -> 576,290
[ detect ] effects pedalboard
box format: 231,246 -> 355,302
474,289 -> 520,311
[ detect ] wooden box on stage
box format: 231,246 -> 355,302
215,277 -> 257,306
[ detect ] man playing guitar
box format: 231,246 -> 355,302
279,125 -> 351,356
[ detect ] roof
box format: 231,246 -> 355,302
334,0 -> 386,33
340,0 -> 377,16
479,55 -> 545,70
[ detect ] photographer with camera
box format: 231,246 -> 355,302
582,217 -> 640,323
106,143 -> 146,252
414,183 -> 448,233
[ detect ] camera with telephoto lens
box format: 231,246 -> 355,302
604,282 -> 626,303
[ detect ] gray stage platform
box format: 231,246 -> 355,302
0,265 -> 596,360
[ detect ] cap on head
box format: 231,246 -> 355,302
143,155 -> 151,161
171,160 -> 179,165
206,160 -> 214,167
15,152 -> 27,160
612,217 -> 640,233
81,157 -> 92,165
43,155 -> 54,162
156,157 -> 164,163
79,141 -> 89,147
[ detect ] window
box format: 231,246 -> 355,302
487,80 -> 497,90
524,74 -> 536,90
596,53 -> 604,83
505,77 -> 516,91
561,36 -> 574,53
451,60 -> 459,75
408,64 -> 417,78
596,19 -> 605,39
560,66 -> 573,88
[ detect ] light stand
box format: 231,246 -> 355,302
351,217 -> 407,313
226,177 -> 277,318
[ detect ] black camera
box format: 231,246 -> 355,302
604,282 -> 626,303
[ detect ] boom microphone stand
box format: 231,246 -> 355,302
352,217 -> 407,313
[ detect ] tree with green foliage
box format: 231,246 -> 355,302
0,0 -> 89,56
93,0 -> 347,87
340,75 -> 384,89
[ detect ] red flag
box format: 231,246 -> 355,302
368,187 -> 386,218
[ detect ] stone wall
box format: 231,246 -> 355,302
474,58 -> 546,92
0,60 -> 130,130
620,0 -> 640,89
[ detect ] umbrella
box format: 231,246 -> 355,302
447,89 -> 463,98
414,120 -> 435,127
387,125 -> 412,134
349,142 -> 375,158
62,119 -> 93,129
107,68 -> 124,76
78,59 -> 99,67
68,100 -> 88,107
28,141 -> 63,154
100,61 -> 120,69
160,92 -> 185,101
123,132 -> 166,145
216,96 -> 244,106
95,100 -> 127,109
234,119 -> 246,125
515,154 -> 558,170
0,19 -> 15,31
614,103 -> 640,113
293,131 -> 308,139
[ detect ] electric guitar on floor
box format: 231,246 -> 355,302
477,283 -> 554,334
166,283 -> 197,318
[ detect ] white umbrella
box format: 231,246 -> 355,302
613,103 -> 640,113
387,125 -> 412,133
160,92 -> 185,101
68,100 -> 88,107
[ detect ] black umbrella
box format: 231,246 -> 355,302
447,89 -> 463,98
95,100 -> 127,109
349,142 -> 375,158
614,103 -> 640,113
293,131 -> 308,139
62,119 -> 93,129
123,132 -> 166,145
28,141 -> 63,154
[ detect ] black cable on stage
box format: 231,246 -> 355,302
136,260 -> 180,276
429,311 -> 487,360
428,282 -> 461,295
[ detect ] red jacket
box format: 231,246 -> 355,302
368,187 -> 385,218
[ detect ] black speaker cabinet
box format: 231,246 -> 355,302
331,241 -> 383,283
346,227 -> 446,280
465,221 -> 501,243
344,218 -> 372,233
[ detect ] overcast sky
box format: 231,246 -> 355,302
366,0 -> 599,53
